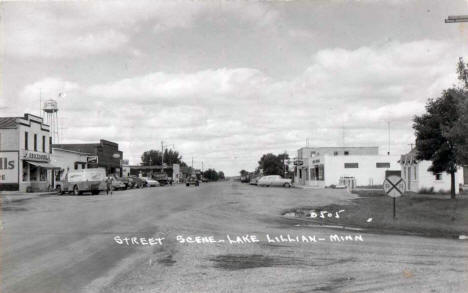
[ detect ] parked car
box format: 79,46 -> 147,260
56,168 -> 106,195
111,177 -> 126,190
249,176 -> 260,185
201,177 -> 208,183
257,175 -> 292,188
141,177 -> 160,187
128,175 -> 146,188
186,176 -> 199,187
153,173 -> 173,186
114,176 -> 130,189
112,175 -> 127,190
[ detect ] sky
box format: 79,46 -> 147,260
1,0 -> 468,176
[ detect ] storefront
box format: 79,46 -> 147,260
0,113 -> 59,192
50,147 -> 91,188
294,146 -> 400,188
53,139 -> 123,176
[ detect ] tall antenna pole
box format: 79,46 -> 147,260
39,88 -> 42,118
387,121 -> 391,155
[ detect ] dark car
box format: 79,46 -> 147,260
115,176 -> 130,189
186,176 -> 199,187
128,175 -> 146,188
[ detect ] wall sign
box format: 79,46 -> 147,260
0,152 -> 19,184
22,150 -> 50,162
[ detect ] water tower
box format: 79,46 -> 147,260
43,99 -> 60,143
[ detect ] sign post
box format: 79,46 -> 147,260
383,175 -> 405,219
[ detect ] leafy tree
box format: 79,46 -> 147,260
218,171 -> 225,180
203,169 -> 219,181
413,88 -> 468,198
257,153 -> 284,176
141,149 -> 183,166
240,170 -> 249,177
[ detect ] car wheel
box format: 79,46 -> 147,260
283,183 -> 291,188
73,185 -> 80,195
91,190 -> 100,195
57,185 -> 64,195
186,183 -> 189,187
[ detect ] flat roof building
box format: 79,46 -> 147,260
53,139 -> 123,176
295,146 -> 400,188
0,113 -> 58,192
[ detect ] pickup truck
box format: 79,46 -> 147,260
56,168 -> 107,195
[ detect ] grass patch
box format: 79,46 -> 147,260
285,193 -> 468,238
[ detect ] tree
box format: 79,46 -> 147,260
257,153 -> 284,176
218,171 -> 225,180
240,170 -> 249,177
203,169 -> 219,181
141,149 -> 183,166
413,88 -> 468,198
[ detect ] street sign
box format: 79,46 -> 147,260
383,175 -> 405,219
383,175 -> 405,198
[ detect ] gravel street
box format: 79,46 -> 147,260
1,182 -> 467,293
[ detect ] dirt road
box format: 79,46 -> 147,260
1,182 -> 466,292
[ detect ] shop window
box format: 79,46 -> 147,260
22,160 -> 29,181
42,136 -> 46,152
344,163 -> 358,168
376,162 -> 390,168
318,165 -> 324,180
25,132 -> 29,150
435,173 -> 442,180
34,134 -> 37,151
40,168 -> 47,181
30,164 -> 38,181
49,137 -> 52,153
310,151 -> 316,157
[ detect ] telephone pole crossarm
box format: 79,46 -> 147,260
445,15 -> 468,23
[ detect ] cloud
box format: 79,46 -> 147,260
14,39 -> 465,175
3,1 -> 279,59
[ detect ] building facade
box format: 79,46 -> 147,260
400,149 -> 464,194
50,147 -> 92,188
295,146 -> 400,188
53,140 -> 123,176
0,114 -> 59,192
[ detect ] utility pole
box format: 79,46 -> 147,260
387,121 -> 391,155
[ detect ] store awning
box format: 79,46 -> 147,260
26,161 -> 62,169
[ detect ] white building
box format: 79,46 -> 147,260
0,114 -> 59,192
50,148 -> 91,188
400,149 -> 464,194
294,146 -> 400,188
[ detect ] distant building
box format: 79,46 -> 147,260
53,139 -> 123,176
0,113 -> 58,192
400,149 -> 464,194
294,146 -> 400,188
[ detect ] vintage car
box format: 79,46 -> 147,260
141,177 -> 160,187
186,176 -> 200,187
128,175 -> 146,188
56,168 -> 107,195
257,175 -> 292,188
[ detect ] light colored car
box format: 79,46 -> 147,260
141,177 -> 160,187
257,175 -> 292,188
